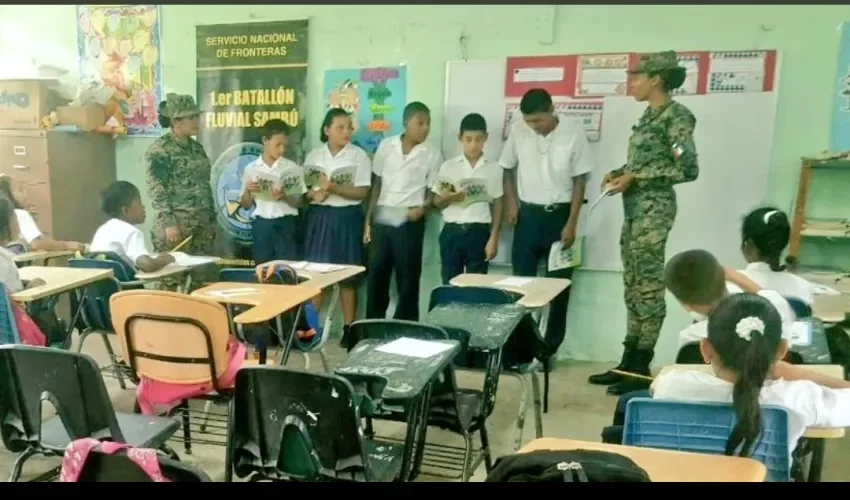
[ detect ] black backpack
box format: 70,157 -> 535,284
486,449 -> 652,483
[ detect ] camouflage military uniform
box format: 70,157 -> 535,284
145,93 -> 217,289
588,51 -> 699,395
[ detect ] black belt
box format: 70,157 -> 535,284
444,222 -> 489,231
521,199 -> 588,213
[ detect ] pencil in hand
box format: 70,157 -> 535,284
171,235 -> 193,252
610,369 -> 655,382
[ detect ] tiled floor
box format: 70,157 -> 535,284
2,334 -> 849,482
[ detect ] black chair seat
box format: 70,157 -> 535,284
40,413 -> 179,451
429,389 -> 484,432
362,440 -> 405,482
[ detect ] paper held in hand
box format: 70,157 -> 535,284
253,165 -> 306,200
436,176 -> 492,208
304,165 -> 357,190
589,186 -> 614,212
548,237 -> 583,272
169,252 -> 218,267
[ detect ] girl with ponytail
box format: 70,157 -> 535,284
651,293 -> 850,456
739,207 -> 829,306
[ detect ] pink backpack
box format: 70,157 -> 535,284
9,297 -> 45,346
59,438 -> 170,482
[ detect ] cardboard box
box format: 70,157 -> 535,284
0,79 -> 67,130
56,104 -> 106,132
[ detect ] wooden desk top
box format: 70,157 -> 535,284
14,266 -> 113,302
191,282 -> 321,324
798,272 -> 850,322
258,261 -> 366,290
13,250 -> 75,264
136,257 -> 222,281
658,364 -> 846,439
449,273 -> 571,309
518,438 -> 767,482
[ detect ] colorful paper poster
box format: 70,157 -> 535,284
707,51 -> 777,94
830,22 -> 850,152
575,54 -> 630,98
76,5 -> 163,137
197,20 -> 309,260
323,66 -> 407,155
671,52 -> 704,96
503,99 -> 603,142
504,55 -> 576,97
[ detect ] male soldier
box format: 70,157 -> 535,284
145,93 -> 217,289
588,51 -> 700,395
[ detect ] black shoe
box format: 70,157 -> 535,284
588,341 -> 635,386
607,348 -> 654,396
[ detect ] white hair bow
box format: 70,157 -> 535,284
735,316 -> 764,342
763,210 -> 778,224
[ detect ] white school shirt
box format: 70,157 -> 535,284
89,218 -> 151,268
372,135 -> 442,208
653,369 -> 850,454
0,246 -> 24,293
15,209 -> 42,245
304,143 -> 372,207
430,155 -> 503,224
499,114 -> 596,205
677,286 -> 794,348
740,262 -> 819,306
239,157 -> 303,218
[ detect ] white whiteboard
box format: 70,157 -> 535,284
443,57 -> 780,271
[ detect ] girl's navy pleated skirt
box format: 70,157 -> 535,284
304,204 -> 365,267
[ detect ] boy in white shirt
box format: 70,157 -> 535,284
239,119 -> 306,264
90,181 -> 174,273
364,102 -> 442,321
432,113 -> 503,284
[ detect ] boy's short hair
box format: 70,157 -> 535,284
519,88 -> 553,115
101,181 -> 141,219
663,249 -> 726,306
459,113 -> 487,134
262,118 -> 290,139
403,101 -> 430,123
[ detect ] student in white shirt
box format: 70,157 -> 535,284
364,102 -> 442,322
0,196 -> 41,293
303,108 -> 371,347
602,293 -> 850,455
499,88 -> 596,355
239,119 -> 306,264
663,249 -> 795,350
0,175 -> 86,253
739,207 -> 820,306
433,113 -> 503,284
89,181 -> 174,273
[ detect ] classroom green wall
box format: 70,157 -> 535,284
2,4 -> 849,364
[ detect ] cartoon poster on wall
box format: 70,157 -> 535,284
323,66 -> 407,155
76,5 -> 163,137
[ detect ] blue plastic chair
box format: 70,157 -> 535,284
83,252 -> 141,283
0,282 -> 20,345
68,258 -> 137,389
623,398 -> 792,482
784,296 -> 812,320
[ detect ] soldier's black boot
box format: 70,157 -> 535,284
588,340 -> 636,386
607,348 -> 654,396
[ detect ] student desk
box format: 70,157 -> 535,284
448,273 -> 570,334
257,261 -> 366,346
424,302 -> 532,449
136,257 -> 222,293
800,272 -> 850,323
14,266 -> 114,349
13,250 -> 75,267
191,282 -> 321,365
658,363 -> 846,482
518,438 -> 767,482
335,337 -> 461,481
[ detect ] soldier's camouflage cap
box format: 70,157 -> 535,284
160,93 -> 201,119
628,51 -> 681,74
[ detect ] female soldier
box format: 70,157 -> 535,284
145,93 -> 216,287
588,51 -> 700,396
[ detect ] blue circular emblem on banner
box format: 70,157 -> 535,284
209,142 -> 262,246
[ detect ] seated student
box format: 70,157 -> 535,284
602,293 -> 850,453
239,118 -> 306,265
0,175 -> 87,252
0,196 -> 46,346
89,181 -> 175,273
432,113 -> 503,285
664,249 -> 795,350
739,207 -> 823,306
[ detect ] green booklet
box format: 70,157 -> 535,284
304,165 -> 357,190
436,176 -> 492,208
253,165 -> 305,201
547,237 -> 584,271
